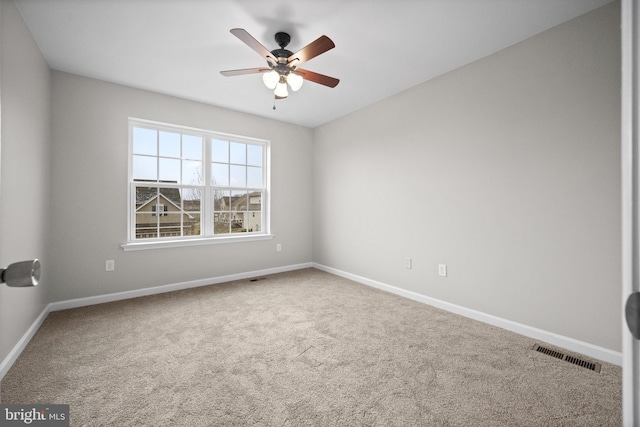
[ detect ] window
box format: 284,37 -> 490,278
125,119 -> 270,249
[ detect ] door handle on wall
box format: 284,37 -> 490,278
0,259 -> 40,287
626,292 -> 640,340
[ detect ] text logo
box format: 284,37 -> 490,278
0,405 -> 69,427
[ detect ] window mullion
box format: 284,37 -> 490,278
154,186 -> 160,238
203,137 -> 212,237
156,130 -> 160,184
129,182 -> 136,241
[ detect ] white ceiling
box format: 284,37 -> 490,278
15,0 -> 613,128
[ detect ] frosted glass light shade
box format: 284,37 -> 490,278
287,73 -> 303,91
274,81 -> 288,98
262,70 -> 279,89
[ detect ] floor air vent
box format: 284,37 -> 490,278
249,277 -> 267,282
532,344 -> 601,373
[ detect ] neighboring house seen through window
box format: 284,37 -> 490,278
127,119 -> 269,247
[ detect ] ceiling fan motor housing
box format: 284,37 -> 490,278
271,49 -> 294,61
274,32 -> 291,49
271,32 -> 294,65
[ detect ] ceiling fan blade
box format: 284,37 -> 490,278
287,35 -> 335,67
296,68 -> 340,88
220,67 -> 269,77
230,28 -> 277,65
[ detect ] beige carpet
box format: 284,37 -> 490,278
1,268 -> 621,426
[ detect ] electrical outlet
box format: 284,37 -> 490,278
276,243 -> 282,252
105,260 -> 115,271
404,257 -> 412,269
438,264 -> 447,277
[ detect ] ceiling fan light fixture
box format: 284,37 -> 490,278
262,70 -> 279,89
274,77 -> 288,98
287,72 -> 303,91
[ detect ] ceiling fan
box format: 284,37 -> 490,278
220,28 -> 339,102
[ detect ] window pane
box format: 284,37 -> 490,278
159,131 -> 180,158
159,213 -> 182,238
247,212 -> 261,232
214,214 -> 231,234
182,160 -> 202,185
230,190 -> 247,233
212,139 -> 228,162
136,186 -> 157,209
133,128 -> 157,155
231,190 -> 248,210
212,163 -> 229,186
230,142 -> 246,164
133,155 -> 157,181
183,135 -> 202,160
160,187 -> 181,209
213,189 -> 230,211
231,211 -> 247,233
247,144 -> 262,166
159,158 -> 180,183
183,189 -> 201,237
230,165 -> 246,187
182,192 -> 201,242
184,213 -> 201,236
182,189 -> 201,209
213,189 -> 230,234
247,166 -> 262,188
135,213 -> 158,239
135,186 -> 159,239
248,192 -> 262,211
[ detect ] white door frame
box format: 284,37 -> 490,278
622,0 -> 640,425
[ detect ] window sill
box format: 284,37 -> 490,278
121,234 -> 274,252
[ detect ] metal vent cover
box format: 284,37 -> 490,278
532,343 -> 602,373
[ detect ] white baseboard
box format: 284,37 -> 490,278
0,262 -> 313,382
48,262 -> 313,312
313,263 -> 623,367
0,303 -> 50,381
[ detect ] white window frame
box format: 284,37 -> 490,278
122,118 -> 272,251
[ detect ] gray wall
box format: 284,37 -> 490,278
0,0 -> 51,366
313,2 -> 621,351
49,72 -> 313,302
